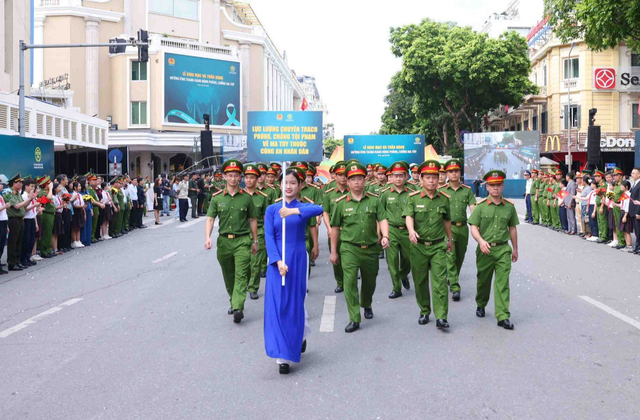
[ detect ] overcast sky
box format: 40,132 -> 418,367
249,0 -> 537,138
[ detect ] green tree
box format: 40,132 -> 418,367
545,0 -> 640,52
389,20 -> 537,148
323,137 -> 343,158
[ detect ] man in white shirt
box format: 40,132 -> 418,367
524,171 -> 533,223
0,181 -> 10,274
20,178 -> 41,267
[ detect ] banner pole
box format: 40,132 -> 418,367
281,161 -> 287,287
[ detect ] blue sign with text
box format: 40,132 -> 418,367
247,111 -> 323,162
164,53 -> 241,128
0,134 -> 54,181
343,134 -> 425,166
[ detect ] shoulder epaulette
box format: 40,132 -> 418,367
274,197 -> 283,203
461,184 -> 471,189
257,190 -> 268,197
366,192 -> 379,198
409,190 -> 422,197
476,198 -> 487,204
308,183 -> 320,189
441,183 -> 449,189
303,196 -> 315,204
267,185 -> 276,190
335,194 -> 348,202
325,188 -> 335,193
439,191 -> 450,198
380,187 -> 390,193
211,190 -> 224,197
504,198 -> 514,205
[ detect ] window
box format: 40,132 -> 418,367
563,105 -> 580,129
532,115 -> 538,131
633,104 -> 639,129
533,72 -> 537,86
542,65 -> 548,86
149,0 -> 198,20
517,122 -> 522,131
131,102 -> 147,126
632,53 -> 640,67
132,61 -> 147,81
563,58 -> 579,79
541,111 -> 548,134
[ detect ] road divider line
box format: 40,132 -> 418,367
319,295 -> 337,333
152,251 -> 178,264
0,298 -> 83,339
579,295 -> 640,330
176,217 -> 207,229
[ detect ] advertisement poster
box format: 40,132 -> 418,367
0,135 -> 54,183
464,131 -> 540,180
164,53 -> 241,128
343,134 -> 425,167
247,111 -> 323,162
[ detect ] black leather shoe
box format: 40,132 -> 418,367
452,291 -> 461,301
436,319 -> 450,329
378,252 -> 384,259
233,309 -> 244,323
8,265 -> 23,271
389,290 -> 402,299
334,286 -> 343,293
227,307 -> 234,315
42,253 -> 53,259
497,319 -> 514,330
310,260 -> 316,267
401,277 -> 410,290
250,292 -> 259,300
476,307 -> 485,317
301,340 -> 307,354
364,307 -> 373,319
17,264 -> 28,270
418,314 -> 429,325
345,322 -> 360,333
260,272 -> 266,278
279,364 -> 290,374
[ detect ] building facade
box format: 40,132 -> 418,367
296,74 -> 330,138
35,0 -> 308,179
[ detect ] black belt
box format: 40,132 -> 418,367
488,241 -> 508,247
344,241 -> 377,249
44,211 -> 55,215
8,216 -> 23,220
452,221 -> 467,227
417,237 -> 445,246
221,233 -> 249,239
390,225 -> 407,230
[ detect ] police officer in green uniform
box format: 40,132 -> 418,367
404,161 -> 453,329
381,161 -> 413,298
6,174 -> 34,270
256,163 -> 277,205
205,159 -> 259,323
323,161 -> 349,293
468,170 -> 519,330
593,169 -> 609,243
188,173 -> 199,219
551,170 -> 562,230
330,161 -> 390,333
293,162 -> 321,270
612,167 -> 626,248
266,166 -> 281,197
87,173 -> 103,242
243,164 -> 270,300
121,176 -> 131,233
37,176 -> 56,257
530,169 -> 540,225
323,165 -> 337,193
439,159 -> 476,301
366,164 -> 388,196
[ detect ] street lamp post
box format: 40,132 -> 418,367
567,41 -> 576,170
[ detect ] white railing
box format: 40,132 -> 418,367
38,0 -> 82,6
563,79 -> 578,89
157,36 -> 234,57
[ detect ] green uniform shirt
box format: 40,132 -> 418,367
613,184 -> 622,201
438,184 -> 476,222
468,197 -> 519,243
552,183 -> 561,203
299,183 -> 322,205
531,179 -> 539,197
322,185 -> 349,217
6,190 -> 26,218
207,188 -> 258,236
403,190 -> 450,241
117,189 -> 125,206
245,189 -> 269,228
257,184 -> 276,205
367,182 -> 387,196
323,180 -> 336,193
380,185 -> 411,227
40,190 -> 56,214
330,192 -> 387,245
188,179 -> 198,198
267,183 -> 281,199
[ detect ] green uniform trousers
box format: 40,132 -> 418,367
329,237 -> 343,288
540,200 -> 549,225
447,224 -> 469,292
550,203 -> 561,228
386,226 -> 411,293
123,204 -> 130,231
531,197 -> 540,224
411,241 -> 448,319
248,228 -> 266,293
341,242 -> 380,323
92,208 -> 100,240
475,244 -> 512,322
613,207 -> 625,246
217,235 -> 251,311
38,212 -> 54,255
597,207 -> 608,241
7,218 -> 23,266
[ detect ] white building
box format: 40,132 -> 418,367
479,0 -> 543,39
296,73 -> 331,138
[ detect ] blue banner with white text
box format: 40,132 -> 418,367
343,134 -> 425,167
0,134 -> 54,182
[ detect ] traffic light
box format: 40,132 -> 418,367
138,30 -> 149,63
109,38 -> 127,54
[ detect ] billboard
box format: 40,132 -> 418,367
247,111 -> 323,162
592,67 -> 640,92
464,131 -> 540,180
0,135 -> 54,183
343,134 -> 425,167
164,53 -> 241,128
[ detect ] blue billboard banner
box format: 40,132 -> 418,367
343,134 -> 425,167
0,135 -> 54,183
164,53 -> 241,128
247,111 -> 323,162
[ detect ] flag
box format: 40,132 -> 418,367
301,98 -> 308,111
558,190 -> 569,200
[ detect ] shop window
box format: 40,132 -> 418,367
131,102 -> 147,126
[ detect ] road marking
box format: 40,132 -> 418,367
0,298 -> 83,339
147,218 -> 177,230
176,217 -> 207,229
152,251 -> 178,264
579,296 -> 640,330
319,295 -> 337,333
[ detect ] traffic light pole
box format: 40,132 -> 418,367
18,39 -> 148,137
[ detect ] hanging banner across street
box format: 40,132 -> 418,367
343,134 -> 425,167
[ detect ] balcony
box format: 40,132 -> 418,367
563,79 -> 578,89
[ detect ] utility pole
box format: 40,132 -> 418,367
567,41 -> 576,170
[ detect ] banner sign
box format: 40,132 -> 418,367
592,67 -> 640,92
343,134 -> 425,166
575,132 -> 636,152
0,134 -> 54,181
164,53 -> 241,128
464,131 -> 540,180
247,111 -> 323,162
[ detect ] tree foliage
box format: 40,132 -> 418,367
545,0 -> 640,52
323,137 -> 343,158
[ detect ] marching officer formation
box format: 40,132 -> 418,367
205,157 -> 520,333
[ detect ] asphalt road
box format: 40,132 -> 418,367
1,202 -> 639,419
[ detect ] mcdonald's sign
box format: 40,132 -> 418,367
545,135 -> 561,152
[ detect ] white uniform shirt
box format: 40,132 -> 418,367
126,184 -> 138,202
22,192 -> 37,219
0,193 -> 8,221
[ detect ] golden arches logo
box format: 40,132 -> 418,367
35,147 -> 42,162
545,135 -> 560,152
